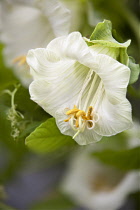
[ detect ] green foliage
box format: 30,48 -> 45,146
0,44 -> 50,142
0,203 -> 16,210
30,192 -> 75,210
87,20 -> 130,65
0,44 -> 45,182
19,121 -> 41,139
0,44 -> 18,91
90,0 -> 139,43
98,133 -> 128,150
91,146 -> 140,171
25,118 -> 76,154
14,85 -> 50,122
128,85 -> 140,99
129,56 -> 140,84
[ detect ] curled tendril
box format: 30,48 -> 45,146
2,84 -> 24,140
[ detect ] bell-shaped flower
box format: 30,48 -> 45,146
0,0 -> 71,87
27,32 -> 132,145
61,147 -> 139,210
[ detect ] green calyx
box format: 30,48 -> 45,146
85,20 -> 139,84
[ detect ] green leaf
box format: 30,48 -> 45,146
129,56 -> 140,84
87,20 -> 130,65
30,192 -> 75,210
91,146 -> 140,171
14,86 -> 50,121
19,121 -> 42,138
25,118 -> 76,154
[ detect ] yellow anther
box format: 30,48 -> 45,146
87,106 -> 93,120
76,110 -> 86,118
64,105 -> 94,129
75,119 -> 79,128
64,116 -> 71,122
13,55 -> 26,66
88,121 -> 93,128
66,105 -> 79,115
82,116 -> 88,120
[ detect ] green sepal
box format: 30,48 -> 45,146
128,56 -> 140,84
85,20 -> 130,65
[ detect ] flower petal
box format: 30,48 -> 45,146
92,54 -> 130,104
27,32 -> 97,81
94,97 -> 133,136
1,0 -> 70,56
27,48 -> 62,80
55,108 -> 102,145
28,51 -> 90,83
46,32 -> 92,62
29,80 -> 76,117
29,59 -> 89,116
41,0 -> 71,37
0,0 -> 71,86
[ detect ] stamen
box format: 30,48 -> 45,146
93,112 -> 99,122
64,116 -> 71,122
63,70 -> 103,139
76,110 -> 86,118
76,69 -> 93,109
64,105 -> 96,138
66,105 -> 79,115
70,116 -> 78,131
13,55 -> 27,66
83,73 -> 98,111
91,81 -> 104,110
75,118 -> 79,128
87,120 -> 95,130
87,106 -> 93,120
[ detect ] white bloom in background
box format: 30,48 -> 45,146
62,0 -> 102,32
61,147 -> 139,210
61,0 -> 84,32
126,120 -> 140,148
0,0 -> 71,87
27,32 -> 132,145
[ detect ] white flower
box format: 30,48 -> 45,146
61,147 -> 139,210
27,32 -> 132,145
61,0 -> 101,32
0,0 -> 71,87
126,120 -> 140,148
61,0 -> 84,32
